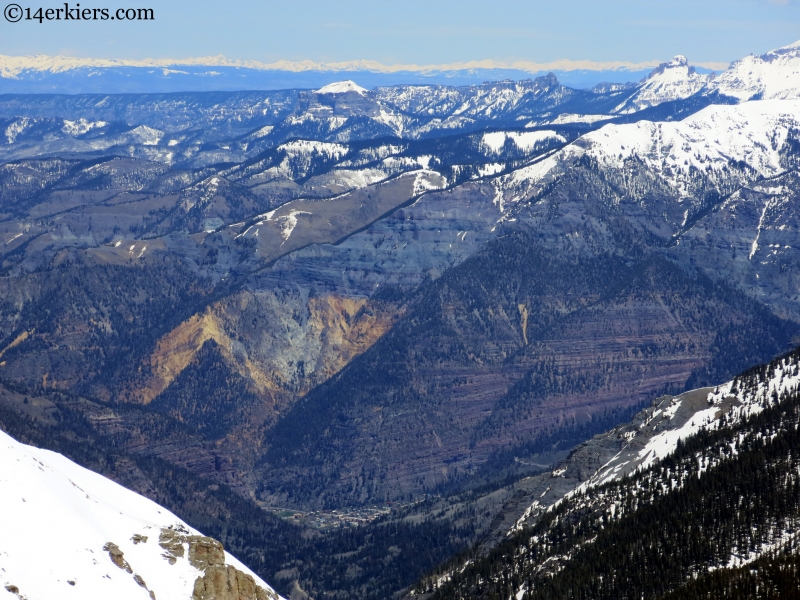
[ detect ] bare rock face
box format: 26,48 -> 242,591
159,527 -> 279,600
159,527 -> 187,564
188,536 -> 226,571
103,542 -> 132,573
193,564 -> 277,600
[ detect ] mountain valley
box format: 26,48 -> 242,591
3,39 -> 800,598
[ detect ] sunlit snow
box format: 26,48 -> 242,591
0,429 -> 282,600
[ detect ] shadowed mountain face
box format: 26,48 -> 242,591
258,229 -> 798,506
422,346 -> 800,600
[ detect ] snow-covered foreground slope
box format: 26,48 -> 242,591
0,429 -> 283,600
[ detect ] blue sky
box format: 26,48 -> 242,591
1,0 -> 799,68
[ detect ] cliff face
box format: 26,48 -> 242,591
259,230 -> 798,506
136,291 -> 402,405
3,150 -> 800,508
419,347 -> 800,600
161,530 -> 279,600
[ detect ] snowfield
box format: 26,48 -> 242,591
481,130 -> 566,154
314,80 -> 368,95
0,429 -> 283,600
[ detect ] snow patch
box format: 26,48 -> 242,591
62,119 -> 107,136
5,117 -> 30,144
276,209 -> 312,242
482,130 -> 566,154
277,139 -> 349,160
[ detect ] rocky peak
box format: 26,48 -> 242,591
667,54 -> 689,68
609,54 -> 712,113
159,528 -> 279,600
534,72 -> 560,89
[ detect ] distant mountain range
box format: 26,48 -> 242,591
0,53 -> 724,93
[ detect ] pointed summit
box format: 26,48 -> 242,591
668,55 -> 689,68
613,55 -> 712,113
645,54 -> 699,80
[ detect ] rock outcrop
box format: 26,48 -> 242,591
160,527 -> 280,600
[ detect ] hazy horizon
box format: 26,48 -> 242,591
0,0 -> 797,72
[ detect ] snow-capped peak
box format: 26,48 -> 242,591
707,38 -> 800,101
612,54 -> 712,113
498,98 -> 800,209
0,428 -> 283,600
314,80 -> 368,95
667,55 -> 689,68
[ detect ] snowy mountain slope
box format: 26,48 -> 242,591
539,352 -> 800,518
371,75 -> 591,134
612,55 -> 713,114
0,428 -> 282,600
496,98 -> 800,217
708,40 -> 800,101
451,333 -> 800,554
315,80 -> 368,95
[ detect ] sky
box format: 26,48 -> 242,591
0,0 -> 799,69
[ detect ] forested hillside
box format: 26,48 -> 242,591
422,347 -> 800,599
